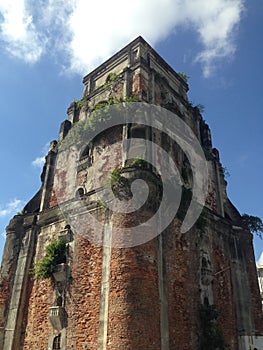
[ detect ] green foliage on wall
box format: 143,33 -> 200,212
178,72 -> 190,83
129,157 -> 148,169
33,239 -> 66,279
92,72 -> 122,92
59,94 -> 140,150
103,72 -> 122,89
110,167 -> 122,184
75,97 -> 88,110
16,208 -> 27,216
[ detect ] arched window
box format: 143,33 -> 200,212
53,334 -> 61,350
80,145 -> 90,160
76,187 -> 85,198
78,144 -> 93,169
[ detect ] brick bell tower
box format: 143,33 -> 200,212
0,36 -> 263,350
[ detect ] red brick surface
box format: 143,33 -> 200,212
165,223 -> 200,350
108,242 -> 160,349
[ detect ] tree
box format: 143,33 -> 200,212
241,214 -> 263,238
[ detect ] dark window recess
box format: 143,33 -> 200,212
204,296 -> 209,305
130,125 -> 146,139
57,296 -> 63,307
76,188 -> 85,198
80,145 -> 90,160
202,257 -> 208,268
53,334 -> 61,350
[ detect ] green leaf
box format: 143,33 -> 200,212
242,214 -> 263,238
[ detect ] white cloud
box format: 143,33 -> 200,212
31,142 -> 49,168
192,0 -> 244,77
0,0 -> 45,62
67,0 -> 180,74
0,0 -> 245,77
32,156 -> 45,168
0,198 -> 25,217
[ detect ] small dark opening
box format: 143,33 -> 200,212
53,334 -> 61,350
57,296 -> 62,306
76,188 -> 85,198
130,125 -> 146,139
80,145 -> 90,160
204,297 -> 209,306
202,257 -> 208,268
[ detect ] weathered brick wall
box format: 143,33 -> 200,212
108,241 -> 160,349
97,186 -> 161,349
22,279 -> 53,349
50,126 -> 123,210
21,221 -> 64,349
21,210 -> 104,349
165,221 -> 200,350
66,230 -> 103,349
212,231 -> 238,350
15,207 -> 263,350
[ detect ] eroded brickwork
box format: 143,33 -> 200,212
165,222 -> 200,349
22,279 -> 53,349
212,233 -> 238,350
66,237 -> 103,349
108,244 -> 160,350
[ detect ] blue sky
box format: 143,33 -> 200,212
0,0 -> 262,262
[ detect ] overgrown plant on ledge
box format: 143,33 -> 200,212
92,95 -> 140,113
103,72 -> 122,89
16,208 -> 27,216
178,72 -> 190,83
110,167 -> 122,184
33,239 -> 66,279
59,94 -> 141,150
187,101 -> 205,114
75,97 -> 88,110
130,157 -> 148,169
